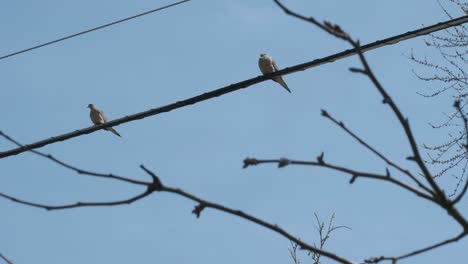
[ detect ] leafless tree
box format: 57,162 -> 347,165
410,0 -> 468,196
1,1 -> 468,264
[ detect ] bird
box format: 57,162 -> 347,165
87,103 -> 121,137
258,53 -> 291,93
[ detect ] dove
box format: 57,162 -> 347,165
87,103 -> 121,137
258,53 -> 291,93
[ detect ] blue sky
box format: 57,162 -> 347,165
1,0 -> 467,263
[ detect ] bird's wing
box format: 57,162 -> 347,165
272,59 -> 280,72
98,110 -> 108,123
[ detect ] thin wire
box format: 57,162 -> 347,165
0,0 -> 191,61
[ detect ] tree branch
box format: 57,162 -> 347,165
0,189 -> 152,210
320,109 -> 434,196
0,134 -> 158,210
350,40 -> 443,198
0,253 -> 13,264
312,213 -> 351,264
140,167 -> 354,264
0,164 -> 355,264
243,157 -> 434,202
0,131 -> 149,186
365,231 -> 466,264
273,0 -> 467,232
452,101 -> 468,204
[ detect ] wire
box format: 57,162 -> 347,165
0,0 -> 191,61
1,15 -> 467,159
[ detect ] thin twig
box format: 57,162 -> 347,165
452,101 -> 468,204
0,253 -> 13,264
365,232 -> 466,263
311,213 -> 351,264
0,131 -> 149,186
321,109 -> 434,196
243,158 -> 434,202
0,189 -> 152,211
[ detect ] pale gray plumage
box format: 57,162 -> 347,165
87,103 -> 121,137
258,53 -> 291,93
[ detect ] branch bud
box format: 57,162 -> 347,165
192,203 -> 206,218
243,158 -> 258,168
317,152 -> 325,164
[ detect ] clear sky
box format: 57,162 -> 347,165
1,0 -> 467,263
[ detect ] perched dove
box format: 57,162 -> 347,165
87,103 -> 121,137
258,53 -> 291,93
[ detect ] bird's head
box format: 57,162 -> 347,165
87,103 -> 95,109
260,53 -> 267,58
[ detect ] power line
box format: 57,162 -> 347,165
0,0 -> 191,61
0,15 -> 467,159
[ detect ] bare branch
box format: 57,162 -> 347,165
408,0 -> 468,191
452,101 -> 468,204
0,131 -> 149,186
0,189 -> 152,211
0,142 -> 159,210
365,232 -> 466,264
321,109 -> 434,196
288,213 -> 350,264
0,253 -> 13,264
274,1 -> 450,207
272,0 -> 468,253
0,162 -> 354,264
350,40 -> 444,198
156,187 -> 353,264
140,167 -> 355,264
289,242 -> 302,264
243,157 -> 434,202
311,213 -> 351,264
273,0 -> 348,39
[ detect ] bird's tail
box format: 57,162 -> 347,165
105,127 -> 122,137
273,77 -> 291,93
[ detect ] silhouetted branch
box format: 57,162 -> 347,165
452,101 -> 468,204
321,109 -> 433,195
311,213 -> 351,264
275,0 -> 457,206
0,131 -> 155,210
139,167 -> 354,264
270,0 -> 468,261
1,15 -> 467,159
0,189 -> 152,211
288,213 -> 350,264
409,0 -> 468,191
289,242 -> 302,264
0,131 -> 352,263
0,131 -> 148,186
0,253 -> 13,264
0,128 -> 354,264
0,164 -> 355,264
3,2 -> 468,264
365,231 -> 466,264
243,158 -> 433,202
